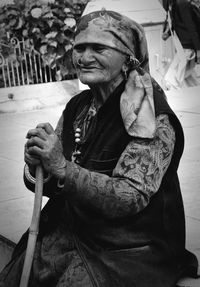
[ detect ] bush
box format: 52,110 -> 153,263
0,0 -> 89,82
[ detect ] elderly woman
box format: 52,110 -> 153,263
0,9 -> 198,287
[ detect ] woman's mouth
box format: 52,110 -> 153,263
80,66 -> 99,71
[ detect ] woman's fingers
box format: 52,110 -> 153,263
25,154 -> 40,166
26,136 -> 45,150
24,145 -> 40,166
27,145 -> 43,157
24,123 -> 63,176
26,123 -> 54,140
25,139 -> 42,160
36,123 -> 54,134
26,127 -> 48,140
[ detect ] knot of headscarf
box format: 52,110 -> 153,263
120,67 -> 156,138
75,9 -> 156,139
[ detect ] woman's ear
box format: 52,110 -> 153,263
122,63 -> 129,80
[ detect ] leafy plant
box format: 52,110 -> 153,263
0,0 -> 89,82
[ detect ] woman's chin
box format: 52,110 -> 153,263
79,77 -> 100,86
78,73 -> 104,86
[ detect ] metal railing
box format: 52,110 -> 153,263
0,36 -> 58,88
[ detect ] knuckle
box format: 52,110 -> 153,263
36,123 -> 44,128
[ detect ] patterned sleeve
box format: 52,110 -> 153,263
63,114 -> 175,218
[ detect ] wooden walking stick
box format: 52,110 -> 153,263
19,165 -> 44,287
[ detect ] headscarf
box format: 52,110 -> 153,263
74,9 -> 156,139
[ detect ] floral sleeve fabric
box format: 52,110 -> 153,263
64,114 -> 175,219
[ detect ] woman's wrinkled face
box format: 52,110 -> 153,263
72,43 -> 126,86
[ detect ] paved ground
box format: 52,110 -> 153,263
0,86 -> 200,286
0,105 -> 64,243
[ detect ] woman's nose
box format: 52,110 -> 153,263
81,47 -> 94,64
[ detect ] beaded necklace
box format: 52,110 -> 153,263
71,98 -> 97,164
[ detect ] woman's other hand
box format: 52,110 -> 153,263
25,123 -> 66,179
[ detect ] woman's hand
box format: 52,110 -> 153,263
24,123 -> 66,179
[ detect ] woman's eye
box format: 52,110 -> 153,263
74,45 -> 85,53
73,44 -> 106,53
93,44 -> 106,53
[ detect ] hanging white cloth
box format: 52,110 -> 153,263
163,12 -> 200,89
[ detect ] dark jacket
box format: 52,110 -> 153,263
167,0 -> 200,50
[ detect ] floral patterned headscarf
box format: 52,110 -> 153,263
75,9 -> 156,139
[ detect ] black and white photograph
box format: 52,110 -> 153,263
0,0 -> 199,286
